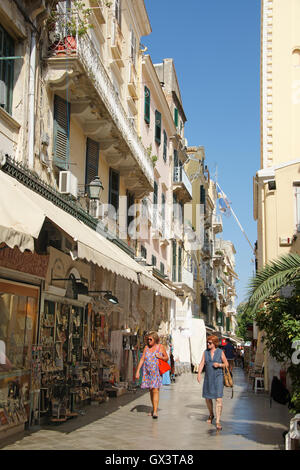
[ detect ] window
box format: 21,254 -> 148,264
163,130 -> 167,162
161,192 -> 166,235
85,138 -> 99,187
200,185 -> 206,215
108,168 -> 120,212
144,86 -> 150,124
155,110 -> 161,145
172,240 -> 177,282
115,0 -> 121,27
53,94 -> 71,170
141,245 -> 147,260
151,255 -> 157,267
201,294 -> 208,315
178,246 -> 182,282
160,262 -> 165,275
174,107 -> 178,127
130,28 -> 136,67
0,25 -> 14,115
173,149 -> 179,180
153,181 -> 158,227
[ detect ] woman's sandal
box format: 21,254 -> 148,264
206,414 -> 214,424
216,422 -> 222,431
152,414 -> 158,419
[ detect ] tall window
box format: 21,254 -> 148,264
53,94 -> 71,170
108,168 -> 120,212
172,240 -> 177,282
0,25 -> 14,114
178,246 -> 182,282
161,192 -> 166,235
174,107 -> 179,127
153,181 -> 158,227
85,138 -> 99,186
151,255 -> 157,267
130,28 -> 136,67
163,130 -> 167,162
115,0 -> 121,27
155,110 -> 161,145
141,245 -> 147,260
144,86 -> 150,124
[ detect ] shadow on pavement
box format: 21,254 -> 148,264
0,388 -> 148,449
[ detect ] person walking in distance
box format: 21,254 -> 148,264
223,339 -> 235,374
135,331 -> 168,419
197,335 -> 229,431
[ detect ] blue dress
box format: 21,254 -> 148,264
162,359 -> 171,385
202,348 -> 224,399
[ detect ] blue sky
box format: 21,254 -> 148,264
143,0 -> 261,305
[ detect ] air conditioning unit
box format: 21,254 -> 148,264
59,171 -> 78,199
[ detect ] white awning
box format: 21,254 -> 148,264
0,170 -> 176,299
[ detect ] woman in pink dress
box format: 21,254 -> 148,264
135,331 -> 168,419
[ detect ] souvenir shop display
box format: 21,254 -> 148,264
0,380 -> 28,432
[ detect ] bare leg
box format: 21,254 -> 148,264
205,399 -> 214,423
216,398 -> 223,430
148,389 -> 154,415
152,388 -> 159,417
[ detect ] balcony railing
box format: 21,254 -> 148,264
47,13 -> 154,189
173,166 -> 192,199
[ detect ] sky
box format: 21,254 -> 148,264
143,0 -> 261,306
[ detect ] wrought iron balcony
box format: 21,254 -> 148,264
46,13 -> 154,196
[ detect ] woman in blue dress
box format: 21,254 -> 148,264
197,335 -> 229,431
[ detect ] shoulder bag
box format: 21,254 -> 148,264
157,345 -> 171,376
224,366 -> 234,398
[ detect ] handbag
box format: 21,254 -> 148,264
224,366 -> 233,387
157,346 -> 171,375
224,366 -> 234,398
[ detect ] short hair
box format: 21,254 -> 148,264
207,335 -> 219,348
147,331 -> 160,344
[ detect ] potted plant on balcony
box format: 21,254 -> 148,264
48,1 -> 93,56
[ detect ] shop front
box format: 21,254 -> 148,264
0,245 -> 49,439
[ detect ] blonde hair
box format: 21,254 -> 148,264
147,331 -> 160,344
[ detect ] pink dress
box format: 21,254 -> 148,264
141,346 -> 162,389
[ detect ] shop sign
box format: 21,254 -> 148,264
0,244 -> 49,278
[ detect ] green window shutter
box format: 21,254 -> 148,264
53,94 -> 71,170
174,107 -> 178,127
151,255 -> 157,266
163,130 -> 167,162
85,138 -> 99,186
226,317 -> 230,331
178,246 -> 182,282
144,86 -> 150,124
172,240 -> 177,282
0,24 -> 15,114
109,168 -> 120,211
160,262 -> 165,275
141,245 -> 147,260
155,110 -> 161,145
200,185 -> 206,214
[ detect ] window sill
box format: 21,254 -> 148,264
0,106 -> 21,132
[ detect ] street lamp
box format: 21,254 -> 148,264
88,290 -> 119,305
87,176 -> 104,200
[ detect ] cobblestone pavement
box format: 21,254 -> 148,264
0,368 -> 291,450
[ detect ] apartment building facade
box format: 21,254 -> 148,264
254,0 -> 300,389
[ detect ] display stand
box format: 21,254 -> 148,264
28,345 -> 42,429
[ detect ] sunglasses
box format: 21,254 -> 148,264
147,338 -> 154,342
207,341 -> 213,345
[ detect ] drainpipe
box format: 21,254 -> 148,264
28,29 -> 36,169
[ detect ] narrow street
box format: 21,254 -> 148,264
0,368 -> 290,451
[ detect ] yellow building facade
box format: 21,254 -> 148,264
254,0 -> 300,389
